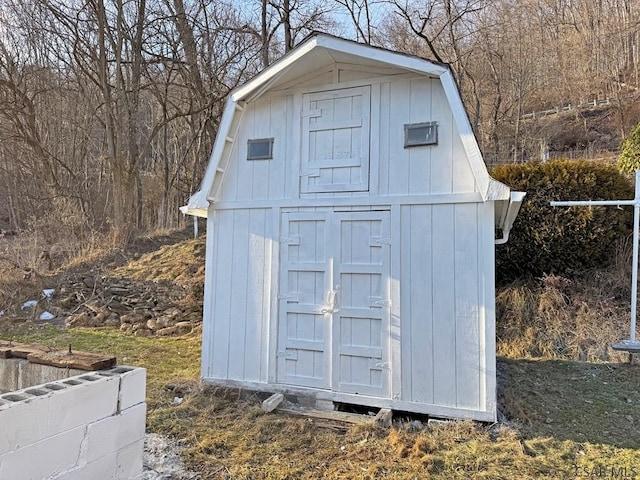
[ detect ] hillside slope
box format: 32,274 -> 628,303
0,230 -> 205,336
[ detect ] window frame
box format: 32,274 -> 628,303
247,137 -> 274,160
403,122 -> 438,148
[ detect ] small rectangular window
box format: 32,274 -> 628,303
247,138 -> 274,160
404,122 -> 438,148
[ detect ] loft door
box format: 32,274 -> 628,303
300,86 -> 371,193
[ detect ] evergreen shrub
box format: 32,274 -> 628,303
491,160 -> 633,283
617,122 -> 640,174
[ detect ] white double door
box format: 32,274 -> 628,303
277,210 -> 391,398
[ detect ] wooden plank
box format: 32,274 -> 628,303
369,82 -> 381,196
480,202 -> 496,416
227,209 -> 251,380
200,213 -> 217,378
431,204 -> 457,407
390,204 -> 402,401
408,77 -> 432,195
0,341 -> 116,371
430,78 -> 456,195
235,104 -> 255,202
210,210 -> 235,379
268,97 -> 287,200
244,208 -> 267,382
378,82 -> 391,196
388,80 -> 411,195
409,205 -> 434,404
279,407 -> 375,425
251,98 -> 272,201
399,205 -> 412,399
27,351 -> 116,371
454,204 -> 481,411
0,342 -> 48,359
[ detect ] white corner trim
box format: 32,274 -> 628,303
486,177 -> 511,201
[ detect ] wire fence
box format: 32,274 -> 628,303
520,98 -> 613,120
484,147 -> 617,167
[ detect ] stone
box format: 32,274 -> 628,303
146,319 -> 158,331
174,322 -> 191,334
261,393 -> 284,413
374,408 -> 393,428
120,313 -> 146,325
156,326 -> 179,336
104,314 -> 121,327
66,312 -> 92,328
133,328 -> 153,337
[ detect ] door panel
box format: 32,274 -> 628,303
301,87 -> 371,193
278,211 -> 391,397
277,213 -> 331,389
333,212 -> 391,397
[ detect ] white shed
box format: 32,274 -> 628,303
182,33 -> 524,422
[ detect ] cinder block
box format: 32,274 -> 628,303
0,359 -> 21,393
261,393 -> 284,413
49,451 -> 118,480
0,425 -> 86,480
115,438 -> 144,480
84,403 -> 147,463
0,393 -> 51,453
47,375 -> 120,437
114,367 -> 146,411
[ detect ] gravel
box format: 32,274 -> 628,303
139,433 -> 201,480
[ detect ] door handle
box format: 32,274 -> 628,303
320,285 -> 340,314
321,289 -> 335,314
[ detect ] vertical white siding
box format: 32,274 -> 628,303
453,203 -> 481,411
206,208 -> 272,383
218,97 -> 290,202
408,79 -> 432,195
375,77 -> 477,198
400,203 -> 489,411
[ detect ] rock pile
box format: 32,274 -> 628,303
58,271 -> 202,336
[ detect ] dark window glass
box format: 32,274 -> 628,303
404,122 -> 438,148
247,138 -> 274,160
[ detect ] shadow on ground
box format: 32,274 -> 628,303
499,357 -> 640,449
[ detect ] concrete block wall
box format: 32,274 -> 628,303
0,365 -> 146,480
0,358 -> 85,393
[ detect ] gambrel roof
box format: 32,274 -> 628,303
182,33 -> 523,240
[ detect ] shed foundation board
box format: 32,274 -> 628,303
201,377 -> 496,422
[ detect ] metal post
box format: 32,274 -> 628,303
631,170 -> 640,342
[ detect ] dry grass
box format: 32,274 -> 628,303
496,241 -> 634,362
2,231 -> 640,479
113,236 -> 206,304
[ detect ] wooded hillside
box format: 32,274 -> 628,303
2,0 -> 639,239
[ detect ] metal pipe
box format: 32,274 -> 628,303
631,171 -> 640,342
551,200 -> 635,207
